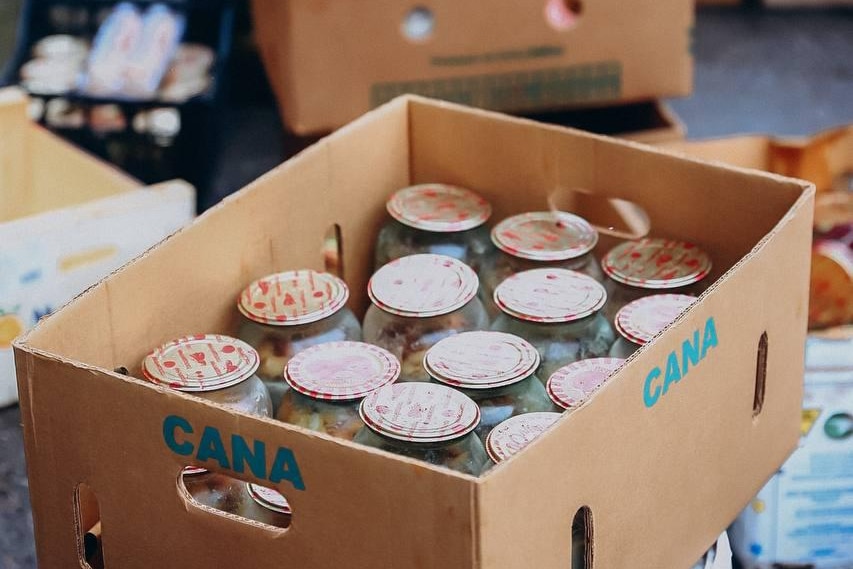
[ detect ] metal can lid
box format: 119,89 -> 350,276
359,383 -> 480,443
386,184 -> 492,233
615,294 -> 697,345
485,412 -> 562,463
247,484 -> 292,515
494,268 -> 607,323
182,466 -> 207,476
285,341 -> 401,401
142,334 -> 260,392
424,331 -> 540,389
238,270 -> 350,326
547,358 -> 626,410
368,254 -> 479,318
491,211 -> 598,261
601,238 -> 712,289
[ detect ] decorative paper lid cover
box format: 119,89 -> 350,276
485,412 -> 562,463
238,270 -> 350,326
248,484 -> 292,515
491,211 -> 598,261
615,294 -> 697,345
142,334 -> 260,392
494,268 -> 607,323
284,341 -> 401,401
387,183 -> 492,232
424,331 -> 540,389
359,383 -> 480,443
602,238 -> 712,289
368,254 -> 479,318
182,466 -> 207,476
547,358 -> 625,410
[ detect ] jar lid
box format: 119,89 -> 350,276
424,331 -> 540,389
238,270 -> 350,326
386,183 -> 492,232
359,383 -> 480,443
285,341 -> 401,401
615,294 -> 697,346
494,268 -> 607,323
602,238 -> 712,289
547,357 -> 626,410
247,484 -> 292,515
491,211 -> 598,261
142,334 -> 260,392
485,412 -> 562,463
182,466 -> 207,476
368,254 -> 479,318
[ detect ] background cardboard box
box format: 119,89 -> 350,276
252,0 -> 694,135
0,88 -> 195,406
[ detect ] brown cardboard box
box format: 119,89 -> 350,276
15,96 -> 813,569
251,0 -> 694,135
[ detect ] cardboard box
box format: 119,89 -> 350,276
15,96 -> 813,569
252,0 -> 694,135
0,88 -> 195,406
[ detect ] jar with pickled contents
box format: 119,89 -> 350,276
354,383 -> 488,475
237,270 -> 362,407
374,183 -> 493,270
547,357 -> 625,412
424,331 -> 555,443
363,254 -> 490,381
481,211 -> 601,316
142,334 -> 273,514
491,268 -> 615,381
238,484 -> 292,529
609,294 -> 697,358
600,238 -> 712,323
276,341 -> 400,441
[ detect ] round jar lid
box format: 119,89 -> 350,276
247,484 -> 292,515
485,412 -> 562,463
494,268 -> 607,323
359,383 -> 480,443
424,331 -> 540,389
615,294 -> 697,346
142,334 -> 260,392
601,238 -> 712,289
547,357 -> 625,410
386,183 -> 491,232
182,466 -> 208,476
368,254 -> 479,318
238,270 -> 350,326
284,341 -> 401,401
491,211 -> 598,261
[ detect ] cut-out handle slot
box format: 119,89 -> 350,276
754,332 -> 768,418
323,223 -> 344,278
74,483 -> 104,569
571,506 -> 593,568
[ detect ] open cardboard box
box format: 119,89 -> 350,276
251,0 -> 694,135
15,96 -> 813,568
0,88 -> 195,406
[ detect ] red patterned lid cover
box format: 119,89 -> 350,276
284,341 -> 400,401
387,183 -> 492,232
615,294 -> 697,345
238,270 -> 350,326
247,484 -> 292,515
601,238 -> 712,289
494,268 -> 607,323
547,357 -> 625,410
359,383 -> 480,443
142,334 -> 260,392
491,211 -> 598,261
485,412 -> 562,463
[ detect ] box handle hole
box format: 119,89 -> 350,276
401,6 -> 435,42
571,506 -> 593,568
323,223 -> 344,278
74,483 -> 104,569
545,0 -> 583,31
753,332 -> 768,418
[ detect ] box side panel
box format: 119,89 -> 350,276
657,136 -> 772,171
15,348 -> 477,569
476,196 -> 814,568
0,89 -> 31,222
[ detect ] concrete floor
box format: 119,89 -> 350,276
0,6 -> 851,568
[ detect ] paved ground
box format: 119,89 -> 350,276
0,5 -> 851,568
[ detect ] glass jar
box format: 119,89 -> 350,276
374,183 -> 493,271
485,412 -> 562,465
363,254 -> 490,381
547,357 -> 625,412
491,268 -> 616,382
237,269 -> 362,408
238,484 -> 292,529
354,383 -> 488,475
276,341 -> 400,441
609,294 -> 698,358
480,211 -> 602,317
424,331 -> 555,443
600,237 -> 712,323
